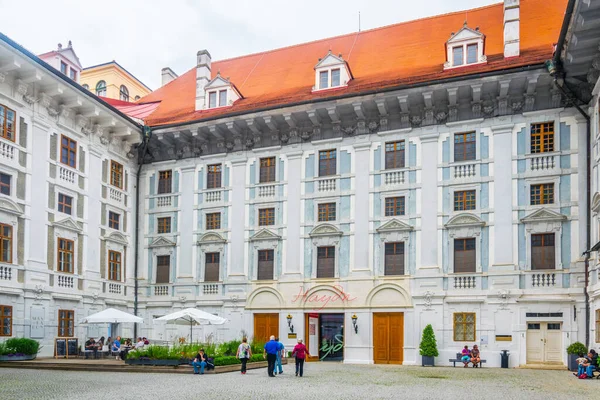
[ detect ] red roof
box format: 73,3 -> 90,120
100,97 -> 161,120
141,0 -> 567,127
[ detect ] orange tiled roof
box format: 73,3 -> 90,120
141,0 -> 567,127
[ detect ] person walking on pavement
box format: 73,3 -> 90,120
236,337 -> 252,375
292,339 -> 309,377
263,335 -> 278,377
274,337 -> 284,375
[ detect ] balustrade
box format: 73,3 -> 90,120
453,275 -> 477,289
384,170 -> 405,185
57,274 -> 74,288
258,184 -> 276,197
531,272 -> 557,287
317,178 -> 336,192
529,155 -> 556,171
108,282 -> 122,294
59,167 -> 76,185
203,284 -> 220,295
0,266 -> 12,281
156,195 -> 172,207
109,187 -> 124,204
0,141 -> 15,161
154,285 -> 169,296
205,190 -> 222,202
453,163 -> 477,178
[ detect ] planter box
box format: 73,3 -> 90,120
0,354 -> 37,362
125,358 -> 180,366
421,355 -> 435,367
568,354 -> 578,371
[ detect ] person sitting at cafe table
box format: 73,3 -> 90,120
119,339 -> 133,360
112,336 -> 121,360
143,337 -> 149,345
85,338 -> 98,359
135,337 -> 145,349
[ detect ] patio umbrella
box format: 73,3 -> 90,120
81,308 -> 143,324
153,308 -> 227,342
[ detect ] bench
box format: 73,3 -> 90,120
449,352 -> 487,367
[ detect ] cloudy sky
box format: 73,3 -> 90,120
0,0 -> 498,90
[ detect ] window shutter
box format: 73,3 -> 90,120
205,253 -> 220,282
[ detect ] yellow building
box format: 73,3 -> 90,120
80,61 -> 152,102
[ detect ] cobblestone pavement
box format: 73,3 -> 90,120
0,364 -> 597,400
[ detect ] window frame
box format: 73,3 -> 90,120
466,43 -> 478,64
108,250 -> 122,281
57,238 -> 74,273
206,212 -> 221,230
453,132 -> 477,162
317,202 -> 336,222
58,309 -> 74,337
454,190 -> 476,211
110,161 -> 124,189
0,103 -> 16,142
385,196 -> 405,217
206,164 -> 222,189
531,233 -> 556,270
384,242 -> 405,276
530,183 -> 554,205
258,208 -> 275,226
108,211 -> 120,230
155,255 -> 170,284
58,193 -> 73,215
318,149 -> 337,177
157,217 -> 171,234
453,238 -> 477,273
0,223 -> 12,264
69,68 -> 77,81
257,249 -> 275,281
530,122 -> 555,154
60,135 -> 77,168
218,89 -> 227,107
452,46 -> 464,66
119,85 -> 129,102
95,80 -> 106,97
0,172 -> 11,196
385,140 -> 406,170
259,157 -> 276,183
204,252 -> 220,282
453,312 -> 476,342
316,246 -> 335,279
0,305 -> 12,337
60,61 -> 68,75
158,170 -> 173,194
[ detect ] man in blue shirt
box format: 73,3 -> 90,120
263,335 -> 278,377
274,337 -> 284,375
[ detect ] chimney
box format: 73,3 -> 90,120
503,0 -> 520,58
161,67 -> 179,86
195,50 -> 212,110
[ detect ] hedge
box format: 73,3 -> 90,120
0,338 -> 40,356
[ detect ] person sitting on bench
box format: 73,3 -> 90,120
470,345 -> 481,367
85,338 -> 98,359
192,349 -> 208,375
461,345 -> 471,368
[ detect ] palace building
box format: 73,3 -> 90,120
1,0 -> 600,367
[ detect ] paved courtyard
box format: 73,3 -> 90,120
0,363 -> 597,400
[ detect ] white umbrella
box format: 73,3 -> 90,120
81,308 -> 143,324
153,308 -> 227,342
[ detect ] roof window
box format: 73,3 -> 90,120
444,23 -> 486,70
204,73 -> 241,109
313,51 -> 352,92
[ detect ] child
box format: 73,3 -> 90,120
461,345 -> 471,367
575,353 -> 587,366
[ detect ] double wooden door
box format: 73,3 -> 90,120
526,322 -> 562,364
253,313 -> 279,343
373,313 -> 404,364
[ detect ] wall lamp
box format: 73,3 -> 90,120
351,314 -> 358,334
544,60 -> 557,77
286,314 -> 294,333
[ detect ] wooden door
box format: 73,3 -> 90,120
526,323 -> 544,363
373,312 -> 404,364
526,322 -> 563,363
253,313 -> 279,343
545,323 -> 562,363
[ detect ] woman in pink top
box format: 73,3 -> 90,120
292,339 -> 309,377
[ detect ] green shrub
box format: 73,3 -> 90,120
0,341 -> 7,356
216,340 -> 241,357
250,339 -> 265,355
419,324 -> 439,357
1,338 -> 40,355
212,354 -> 265,366
566,341 -> 587,355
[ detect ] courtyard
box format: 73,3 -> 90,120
0,363 -> 596,400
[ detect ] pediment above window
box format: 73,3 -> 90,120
0,197 -> 23,216
445,213 -> 485,229
313,51 -> 352,91
53,217 -> 83,233
150,236 -> 176,248
309,223 -> 343,237
204,73 -> 242,109
447,25 -> 484,44
444,24 -> 486,70
250,228 -> 281,241
197,232 -> 226,245
376,219 -> 413,233
103,231 -> 128,246
520,208 -> 567,224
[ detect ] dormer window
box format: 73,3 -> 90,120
444,24 -> 486,70
209,90 -> 228,108
313,51 -> 352,92
204,73 -> 241,109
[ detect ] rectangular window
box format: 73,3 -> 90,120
108,250 -> 121,281
108,211 -> 120,230
158,170 -> 172,194
454,132 -> 476,161
319,70 -> 329,89
218,90 -> 227,107
467,44 -> 478,64
157,217 -> 171,234
385,197 -> 405,216
58,193 -> 73,215
454,190 -> 476,211
454,238 -> 476,273
259,208 -> 275,226
596,309 -> 600,343
60,61 -> 68,74
385,141 -> 405,169
0,224 -> 12,263
384,242 -> 405,276
60,135 -> 77,168
207,164 -> 222,189
110,161 -> 123,189
318,203 -> 336,222
69,69 -> 77,80
259,157 -> 276,183
204,252 -> 220,282
530,183 -> 554,205
58,310 -> 74,337
317,246 -> 335,278
331,69 -> 341,87
531,233 -> 556,270
257,249 -> 274,280
453,312 -> 476,341
0,173 -> 11,196
452,46 -> 464,66
0,305 -> 12,336
530,122 -> 554,153
57,238 -> 74,273
0,104 -> 16,142
208,91 -> 217,108
319,150 -> 336,177
206,212 -> 221,230
156,255 -> 170,283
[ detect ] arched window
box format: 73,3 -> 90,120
119,85 -> 129,102
134,95 -> 140,101
82,84 -> 89,90
96,81 -> 107,97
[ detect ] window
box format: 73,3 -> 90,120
319,150 -> 336,177
206,212 -> 221,230
208,91 -> 217,108
60,135 -> 77,168
385,197 -> 405,216
82,84 -> 89,90
452,46 -> 464,66
531,233 -> 555,270
108,211 -> 120,230
454,238 -> 476,273
331,69 -> 341,87
530,183 -> 554,205
453,312 -> 476,341
207,164 -> 222,189
110,161 -> 123,189
454,132 -> 476,161
58,310 -> 74,337
259,208 -> 275,226
108,250 -> 121,281
134,95 -> 140,101
385,141 -> 405,169
0,305 -> 12,336
0,104 -> 16,142
319,69 -> 342,89
319,71 -> 329,89
0,173 -> 11,196
260,157 -> 276,183
317,246 -> 335,278
58,193 -> 73,215
0,224 -> 12,263
57,238 -> 74,273
69,69 -> 77,81
119,85 -> 129,102
596,309 -> 600,343
204,252 -> 220,282
60,61 -> 68,74
257,249 -> 274,280
467,44 -> 478,64
157,217 -> 171,234
384,242 -> 405,276
318,203 -> 336,222
530,122 -> 554,153
158,170 -> 172,194
96,80 -> 106,96
156,255 -> 170,283
454,190 -> 476,211
218,90 -> 227,107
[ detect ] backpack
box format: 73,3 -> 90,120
578,373 -> 588,379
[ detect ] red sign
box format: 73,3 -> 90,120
291,285 -> 356,310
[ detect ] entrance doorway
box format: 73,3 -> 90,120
526,322 -> 562,364
373,312 -> 404,364
253,313 -> 279,343
304,313 -> 344,361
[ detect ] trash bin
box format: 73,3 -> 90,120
500,350 -> 510,368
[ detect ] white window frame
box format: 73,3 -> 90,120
106,207 -> 122,231
197,241 -> 225,282
525,118 -> 561,156
152,248 -> 174,284
526,176 -> 560,208
105,241 -> 125,283
251,241 -> 280,281
381,139 -> 410,171
523,221 -> 563,271
315,197 -> 340,224
202,207 -> 224,232
443,27 -> 486,70
381,190 -> 409,219
450,129 -> 480,164
311,237 -> 340,279
255,156 -> 279,184
313,148 -> 340,178
450,184 -> 480,214
54,227 -> 79,275
0,168 -> 14,198
447,226 -> 482,274
256,203 -> 278,228
55,188 -> 77,217
377,228 -> 411,277
207,89 -> 229,109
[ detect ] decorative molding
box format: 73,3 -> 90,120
103,231 -> 129,246
249,228 -> 281,241
53,217 -> 83,233
149,236 -> 177,248
424,291 -> 434,309
197,232 -> 226,245
591,192 -> 600,214
445,213 -> 485,228
309,223 -> 343,238
376,218 -> 413,233
0,197 -> 24,216
520,208 -> 567,224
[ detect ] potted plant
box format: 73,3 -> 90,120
419,324 -> 439,367
566,342 -> 587,371
0,338 -> 40,361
